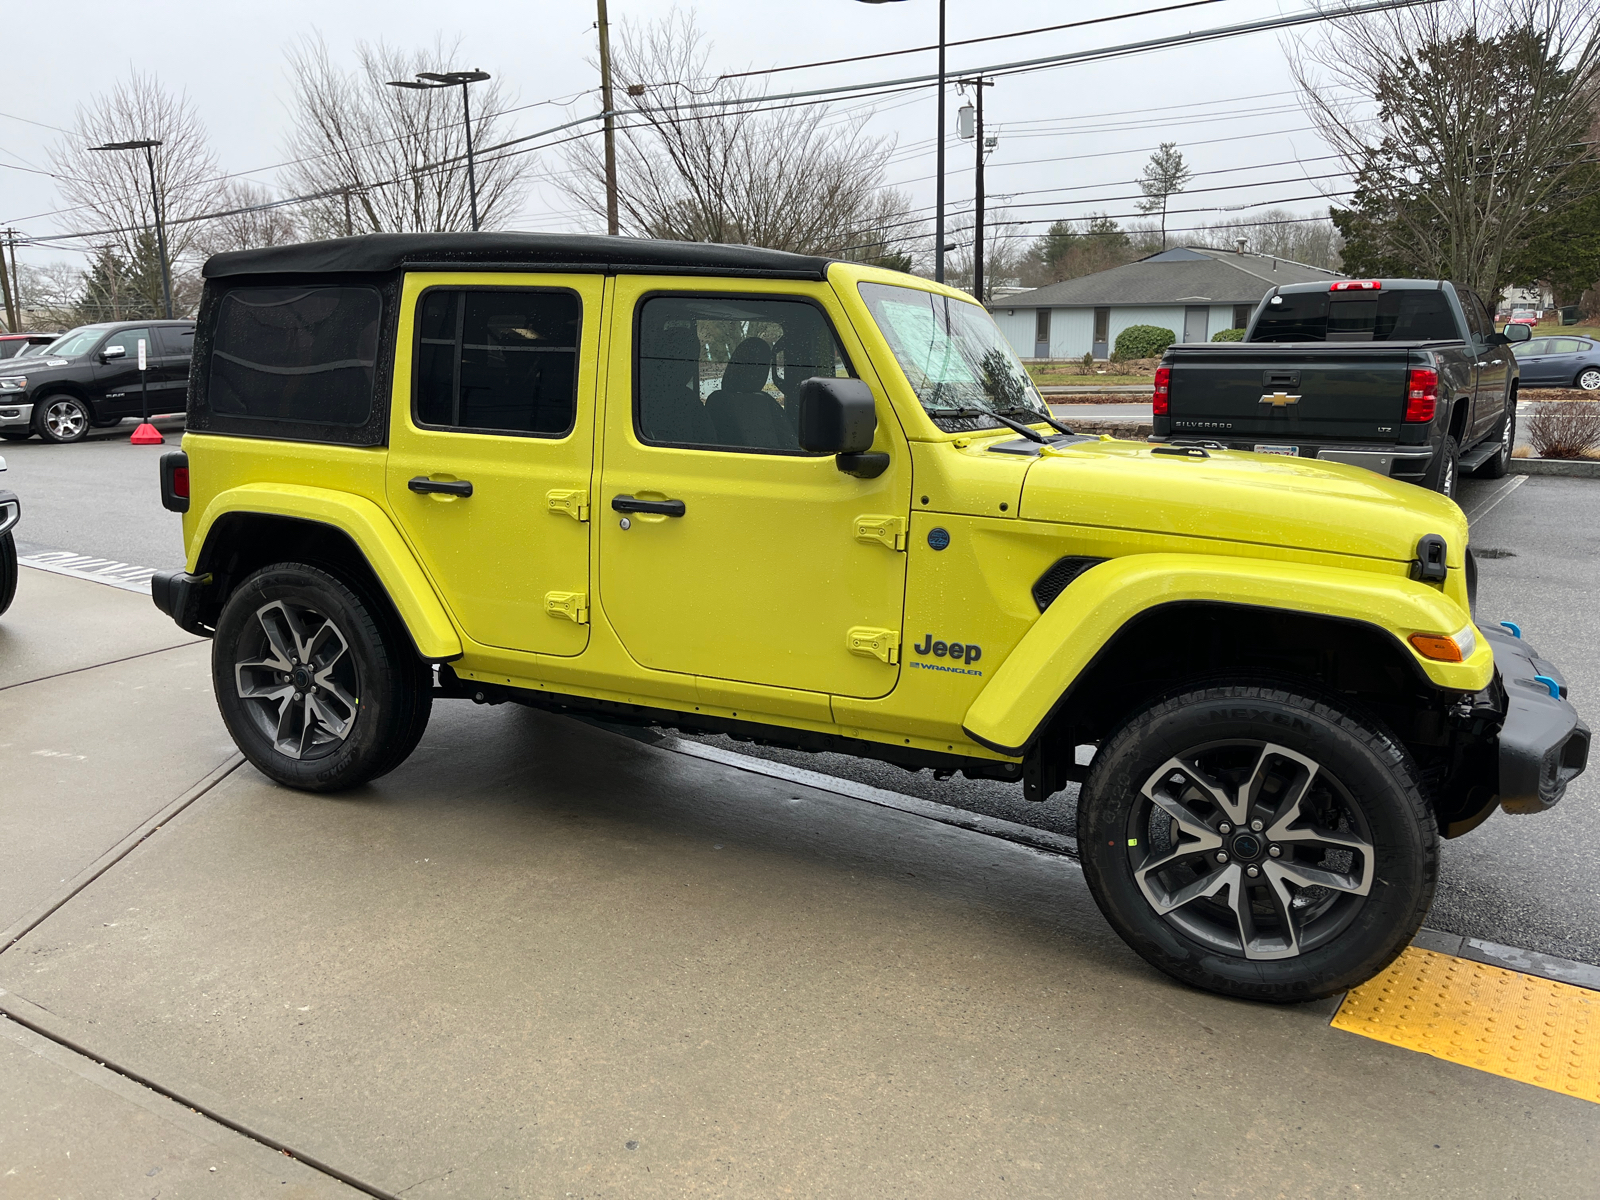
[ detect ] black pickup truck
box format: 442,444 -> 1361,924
1151,279 -> 1532,496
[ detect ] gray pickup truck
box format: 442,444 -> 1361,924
1151,279 -> 1533,496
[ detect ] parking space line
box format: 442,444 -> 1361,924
17,550 -> 159,594
1463,474 -> 1527,525
1332,947 -> 1600,1104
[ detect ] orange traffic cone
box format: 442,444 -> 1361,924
130,422 -> 164,445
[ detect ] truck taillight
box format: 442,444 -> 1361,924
1331,280 -> 1381,291
1405,368 -> 1438,422
1153,366 -> 1171,415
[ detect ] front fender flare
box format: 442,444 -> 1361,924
961,553 -> 1490,756
191,484 -> 463,662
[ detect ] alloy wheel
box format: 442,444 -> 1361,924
1128,741 -> 1375,960
233,598 -> 361,760
43,398 -> 89,441
1579,368 -> 1600,391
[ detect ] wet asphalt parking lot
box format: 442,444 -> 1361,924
5,425 -> 1597,967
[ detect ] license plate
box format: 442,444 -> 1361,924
1254,444 -> 1299,456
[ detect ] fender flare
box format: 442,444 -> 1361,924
191,483 -> 463,662
961,552 -> 1491,756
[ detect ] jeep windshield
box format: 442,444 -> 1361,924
858,281 -> 1050,429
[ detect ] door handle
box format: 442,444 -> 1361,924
408,476 -> 473,497
612,494 -> 686,517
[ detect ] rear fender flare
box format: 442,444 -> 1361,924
191,484 -> 462,661
960,552 -> 1491,755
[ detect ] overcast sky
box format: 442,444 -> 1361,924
0,0 -> 1352,275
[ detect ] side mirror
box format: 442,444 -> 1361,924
1502,322 -> 1532,343
796,377 -> 887,478
100,344 -> 127,362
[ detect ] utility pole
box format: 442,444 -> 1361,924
958,78 -> 995,303
597,0 -> 619,235
935,0 -> 946,283
0,230 -> 17,332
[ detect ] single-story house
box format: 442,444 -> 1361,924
989,246 -> 1343,360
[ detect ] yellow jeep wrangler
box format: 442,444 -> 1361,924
152,233 -> 1588,1001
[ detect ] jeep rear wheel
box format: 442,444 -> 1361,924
213,563 -> 431,792
1078,684 -> 1436,1002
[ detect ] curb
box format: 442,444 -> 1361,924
1509,457 -> 1600,478
1059,417 -> 1153,439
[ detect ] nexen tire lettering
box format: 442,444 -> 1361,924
911,633 -> 981,665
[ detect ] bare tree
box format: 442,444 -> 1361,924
1296,0 -> 1600,298
1191,210 -> 1344,271
1137,143 -> 1192,251
280,35 -> 531,236
48,72 -> 224,306
561,11 -> 917,258
195,182 -> 303,259
15,262 -> 83,330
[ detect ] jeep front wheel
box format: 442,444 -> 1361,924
1078,684 -> 1436,1002
212,563 -> 431,792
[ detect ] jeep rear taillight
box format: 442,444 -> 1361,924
160,450 -> 190,513
1405,368 -> 1438,422
1153,366 -> 1171,416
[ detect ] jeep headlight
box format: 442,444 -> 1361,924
0,376 -> 27,391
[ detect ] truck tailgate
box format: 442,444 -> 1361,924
1167,345 -> 1416,442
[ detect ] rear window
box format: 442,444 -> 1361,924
1251,290 -> 1458,343
207,285 -> 381,426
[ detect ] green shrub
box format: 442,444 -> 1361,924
1112,324 -> 1177,360
1212,327 -> 1246,342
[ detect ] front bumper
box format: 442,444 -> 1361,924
1483,624 -> 1590,814
0,489 -> 19,538
0,401 -> 33,429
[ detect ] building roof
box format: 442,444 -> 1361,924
203,232 -> 834,281
991,246 -> 1342,309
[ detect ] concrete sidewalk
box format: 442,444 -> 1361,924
1,568 -> 1597,1198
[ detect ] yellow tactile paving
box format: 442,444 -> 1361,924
1332,946 -> 1600,1104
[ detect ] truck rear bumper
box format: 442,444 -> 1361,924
1483,624 -> 1590,814
1315,447 -> 1434,478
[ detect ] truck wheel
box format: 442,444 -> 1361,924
1475,405 -> 1514,479
33,395 -> 92,444
212,563 -> 431,792
1424,435 -> 1459,498
1078,683 -> 1436,1002
0,531 -> 16,616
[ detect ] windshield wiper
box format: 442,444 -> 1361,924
926,405 -> 1047,443
995,405 -> 1077,438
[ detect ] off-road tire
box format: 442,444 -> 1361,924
32,394 -> 92,444
1475,403 -> 1514,479
1078,683 -> 1437,1002
212,562 -> 431,792
0,532 -> 16,616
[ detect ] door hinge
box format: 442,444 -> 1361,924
547,489 -> 590,522
545,591 -> 589,624
854,514 -> 907,551
846,626 -> 900,664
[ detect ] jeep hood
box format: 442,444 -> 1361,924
1018,439 -> 1467,567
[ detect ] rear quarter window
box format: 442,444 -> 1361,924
188,278 -> 396,446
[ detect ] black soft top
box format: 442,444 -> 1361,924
203,232 -> 834,282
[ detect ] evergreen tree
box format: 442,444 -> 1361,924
1137,143 -> 1192,250
77,245 -> 156,323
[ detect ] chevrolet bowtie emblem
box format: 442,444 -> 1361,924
1259,391 -> 1301,407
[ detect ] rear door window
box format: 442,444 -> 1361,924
413,288 -> 579,436
155,325 -> 195,357
208,285 -> 381,426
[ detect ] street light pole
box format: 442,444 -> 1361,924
90,138 -> 173,319
856,0 -> 947,282
387,69 -> 492,232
